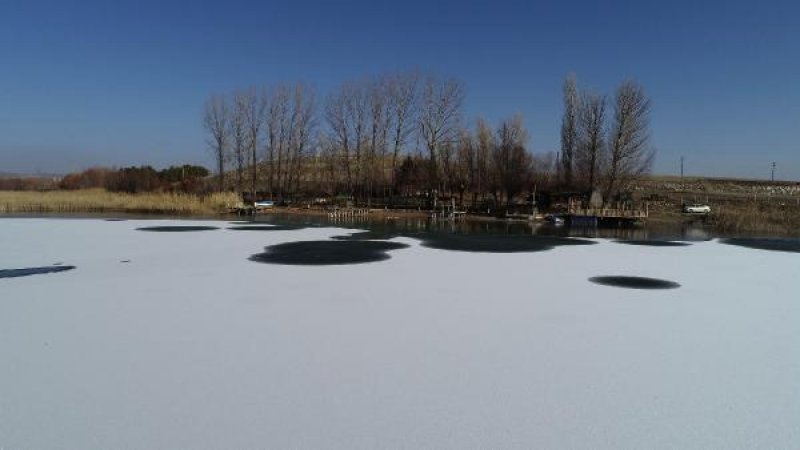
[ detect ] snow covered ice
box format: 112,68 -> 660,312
1,218 -> 798,449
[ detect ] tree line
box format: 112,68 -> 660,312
204,71 -> 653,208
58,165 -> 209,193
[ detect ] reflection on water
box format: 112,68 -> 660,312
419,234 -> 595,253
247,212 -> 716,242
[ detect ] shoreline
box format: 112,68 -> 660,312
2,189 -> 798,236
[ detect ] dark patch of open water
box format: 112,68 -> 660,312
589,276 -> 680,289
250,240 -> 409,265
615,240 -> 691,247
0,265 -> 76,279
720,238 -> 800,253
136,226 -> 219,232
227,225 -> 307,231
420,234 -> 595,253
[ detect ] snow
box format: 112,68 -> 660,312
1,218 -> 798,449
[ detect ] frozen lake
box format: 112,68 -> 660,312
1,218 -> 798,449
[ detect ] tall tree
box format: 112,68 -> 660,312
230,90 -> 248,193
455,128 -> 475,205
492,115 -> 532,207
419,75 -> 464,192
243,87 -> 268,199
367,76 -> 391,203
266,86 -> 289,198
325,81 -> 368,201
203,94 -> 229,192
386,71 -> 419,195
287,83 -> 316,195
531,151 -> 558,191
576,91 -> 606,191
560,74 -> 578,188
604,80 -> 653,203
475,118 -> 494,204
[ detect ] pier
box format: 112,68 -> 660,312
567,202 -> 648,227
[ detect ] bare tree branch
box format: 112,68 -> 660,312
203,94 -> 229,192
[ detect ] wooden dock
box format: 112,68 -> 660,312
567,203 -> 648,226
328,208 -> 370,219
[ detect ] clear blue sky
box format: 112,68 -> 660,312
1,0 -> 798,179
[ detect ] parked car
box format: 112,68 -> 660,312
683,203 -> 711,214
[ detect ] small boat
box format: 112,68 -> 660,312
546,215 -> 565,226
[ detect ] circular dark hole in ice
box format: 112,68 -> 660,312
136,226 -> 219,232
227,225 -> 304,231
720,238 -> 800,253
250,240 -> 409,265
589,276 -> 680,289
0,265 -> 76,279
421,234 -> 595,253
615,240 -> 691,247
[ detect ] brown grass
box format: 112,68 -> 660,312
0,189 -> 241,215
707,201 -> 800,235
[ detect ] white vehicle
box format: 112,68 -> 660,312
254,200 -> 274,209
683,203 -> 711,214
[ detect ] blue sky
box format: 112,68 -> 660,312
1,0 -> 798,179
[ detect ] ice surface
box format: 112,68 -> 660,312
1,218 -> 798,449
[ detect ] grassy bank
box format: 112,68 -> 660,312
0,189 -> 240,215
706,202 -> 800,236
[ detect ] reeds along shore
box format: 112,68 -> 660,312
0,189 -> 240,215
706,201 -> 800,236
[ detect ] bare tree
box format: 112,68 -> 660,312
347,82 -> 368,201
576,91 -> 606,191
386,71 -> 419,195
455,128 -> 475,206
419,75 -> 464,191
492,115 -> 532,207
266,86 -> 290,198
366,76 -> 391,204
604,80 -> 653,203
287,83 -> 316,195
325,81 -> 369,201
315,132 -> 340,195
475,118 -> 494,205
203,94 -> 229,192
532,151 -> 558,191
230,91 -> 248,193
243,87 -> 268,199
560,74 -> 578,188
324,87 -> 353,195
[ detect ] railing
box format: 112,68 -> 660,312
568,207 -> 648,218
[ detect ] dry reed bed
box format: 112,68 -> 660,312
0,189 -> 240,215
708,202 -> 800,235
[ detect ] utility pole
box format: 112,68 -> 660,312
680,156 -> 684,181
771,162 -> 776,182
